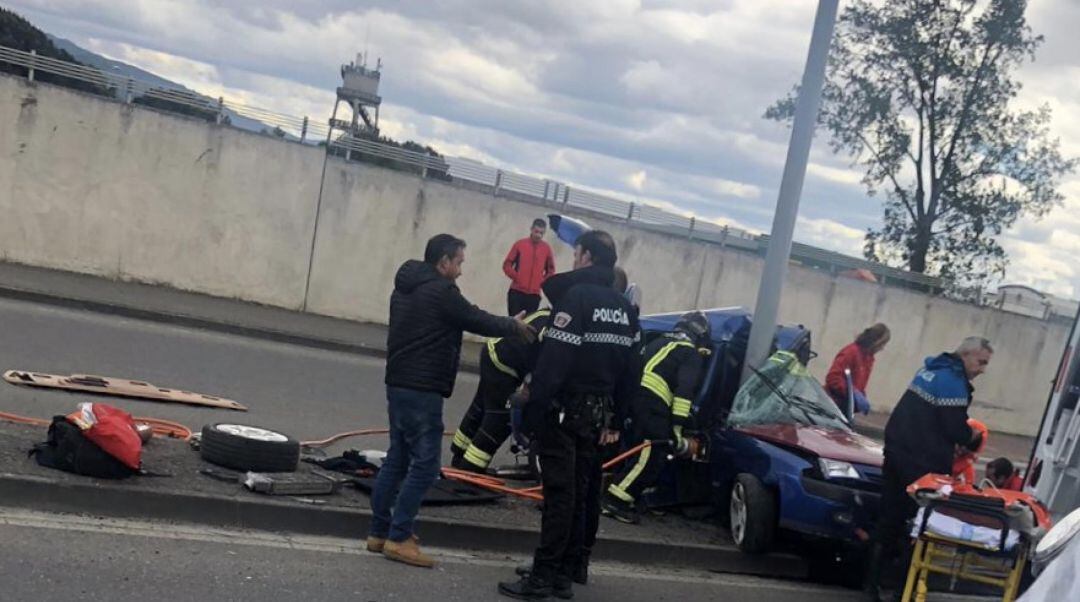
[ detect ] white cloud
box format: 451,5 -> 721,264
626,169 -> 647,192
795,217 -> 865,256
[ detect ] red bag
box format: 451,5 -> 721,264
67,402 -> 142,471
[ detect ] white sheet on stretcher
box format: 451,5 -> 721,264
912,508 -> 1020,551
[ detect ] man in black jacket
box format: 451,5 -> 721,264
499,231 -> 640,600
369,234 -> 533,569
863,336 -> 992,601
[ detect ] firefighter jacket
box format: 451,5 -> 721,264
638,332 -> 707,429
485,309 -> 552,382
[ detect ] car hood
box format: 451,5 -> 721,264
735,423 -> 884,467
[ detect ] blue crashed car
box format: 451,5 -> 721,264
637,307 -> 884,554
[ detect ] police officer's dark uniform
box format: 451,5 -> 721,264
451,309 -> 551,472
498,255 -> 640,600
601,311 -> 710,523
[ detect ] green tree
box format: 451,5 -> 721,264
766,0 -> 1075,286
0,7 -> 110,96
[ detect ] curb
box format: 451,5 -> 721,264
0,285 -> 482,373
0,472 -> 806,579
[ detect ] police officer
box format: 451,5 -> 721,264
601,311 -> 710,524
498,230 -> 640,600
451,308 -> 551,473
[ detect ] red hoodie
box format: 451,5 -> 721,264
503,238 -> 555,295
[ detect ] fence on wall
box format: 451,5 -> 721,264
0,43 -> 947,293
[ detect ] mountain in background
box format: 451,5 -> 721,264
49,35 -> 276,135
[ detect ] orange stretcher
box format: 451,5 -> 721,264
900,474 -> 1052,602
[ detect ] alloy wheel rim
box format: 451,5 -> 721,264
216,424 -> 288,442
731,482 -> 747,544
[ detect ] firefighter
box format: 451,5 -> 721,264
498,230 -> 640,600
601,310 -> 711,524
450,308 -> 551,473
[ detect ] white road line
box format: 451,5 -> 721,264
0,507 -> 995,600
0,507 -> 821,592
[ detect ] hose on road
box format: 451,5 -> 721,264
0,412 -> 653,502
0,410 -> 193,440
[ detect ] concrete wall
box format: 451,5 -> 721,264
0,74 -> 1069,435
0,75 -> 322,309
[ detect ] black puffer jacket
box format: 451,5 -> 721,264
385,260 -> 520,397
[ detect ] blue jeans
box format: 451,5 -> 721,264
370,386 -> 444,542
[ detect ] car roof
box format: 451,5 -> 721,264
638,306 -> 806,348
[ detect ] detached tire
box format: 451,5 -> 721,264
730,473 -> 777,554
200,423 -> 300,472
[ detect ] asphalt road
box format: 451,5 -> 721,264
0,296 -> 478,457
0,507 -> 862,602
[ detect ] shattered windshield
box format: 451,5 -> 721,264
727,351 -> 851,431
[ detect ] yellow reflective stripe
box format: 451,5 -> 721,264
641,372 -> 672,404
486,340 -> 519,379
485,309 -> 550,379
640,340 -> 693,406
463,444 -> 493,469
607,482 -> 634,503
452,430 -> 472,451
609,444 -> 652,503
672,424 -> 683,441
672,397 -> 693,418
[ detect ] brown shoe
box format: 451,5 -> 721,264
383,537 -> 435,568
366,536 -> 386,553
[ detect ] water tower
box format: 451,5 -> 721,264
329,52 -> 382,138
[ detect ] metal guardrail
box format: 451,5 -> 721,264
0,43 -> 947,293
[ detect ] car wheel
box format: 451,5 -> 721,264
730,473 -> 777,553
200,423 -> 300,472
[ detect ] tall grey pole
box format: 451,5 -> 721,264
741,0 -> 840,384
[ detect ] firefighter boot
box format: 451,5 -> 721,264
600,494 -> 640,525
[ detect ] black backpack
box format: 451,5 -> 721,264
29,416 -> 137,479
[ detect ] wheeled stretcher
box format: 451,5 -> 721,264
900,474 -> 1052,602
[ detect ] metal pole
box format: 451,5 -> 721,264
300,116 -> 309,143
741,0 -> 839,384
28,49 -> 36,82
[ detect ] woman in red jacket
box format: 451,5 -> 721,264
825,323 -> 890,415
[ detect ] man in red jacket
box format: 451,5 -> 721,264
503,219 -> 557,315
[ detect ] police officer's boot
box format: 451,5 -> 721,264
572,549 -> 590,585
862,542 -> 885,602
498,573 -> 553,600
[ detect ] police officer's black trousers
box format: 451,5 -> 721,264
532,403 -> 599,583
607,396 -> 671,504
865,454 -> 921,592
452,355 -> 519,469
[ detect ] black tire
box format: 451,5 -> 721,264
730,473 -> 777,553
200,423 -> 300,472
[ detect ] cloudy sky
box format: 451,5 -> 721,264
6,0 -> 1079,298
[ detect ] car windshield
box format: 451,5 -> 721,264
727,351 -> 851,431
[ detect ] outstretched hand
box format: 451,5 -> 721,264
512,311 -> 537,342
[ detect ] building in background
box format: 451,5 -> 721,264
985,284 -> 1079,324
